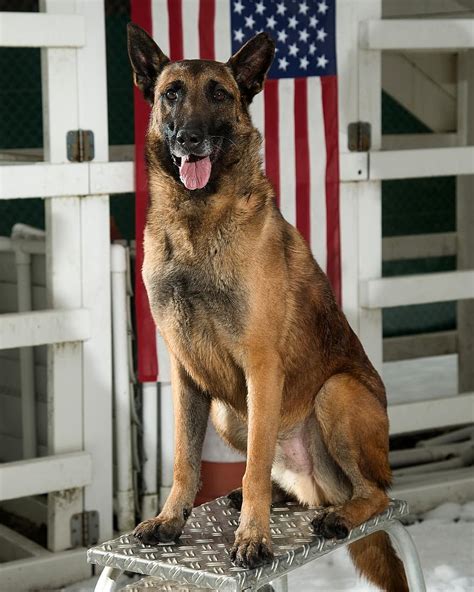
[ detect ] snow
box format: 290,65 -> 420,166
57,501 -> 474,592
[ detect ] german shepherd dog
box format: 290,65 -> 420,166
127,23 -> 408,592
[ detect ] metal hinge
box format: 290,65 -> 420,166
71,511 -> 99,547
67,129 -> 95,162
348,122 -> 371,152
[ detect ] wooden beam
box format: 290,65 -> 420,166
370,146 -> 474,180
382,232 -> 457,261
360,270 -> 474,308
360,19 -> 474,51
0,163 -> 89,199
0,309 -> 90,349
383,331 -> 457,361
0,452 -> 92,501
388,392 -> 474,434
0,13 -> 85,48
382,134 -> 459,150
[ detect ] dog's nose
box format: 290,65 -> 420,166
176,128 -> 204,152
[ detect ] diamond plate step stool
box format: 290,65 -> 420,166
87,497 -> 426,592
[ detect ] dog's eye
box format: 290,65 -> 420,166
166,89 -> 178,101
213,88 -> 226,101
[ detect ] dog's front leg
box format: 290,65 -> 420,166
134,355 -> 210,545
230,353 -> 283,568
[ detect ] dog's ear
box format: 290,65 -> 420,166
127,22 -> 170,104
227,33 -> 275,102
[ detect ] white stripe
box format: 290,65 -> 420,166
156,331 -> 171,382
278,79 -> 296,226
151,0 -> 170,56
215,0 -> 231,62
250,92 -> 265,166
308,77 -> 327,272
182,0 -> 200,59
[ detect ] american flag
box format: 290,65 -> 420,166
132,0 -> 341,384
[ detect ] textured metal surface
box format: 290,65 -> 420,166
88,497 -> 409,592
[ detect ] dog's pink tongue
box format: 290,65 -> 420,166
179,156 -> 211,190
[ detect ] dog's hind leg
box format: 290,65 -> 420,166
133,355 -> 210,545
312,373 -> 408,592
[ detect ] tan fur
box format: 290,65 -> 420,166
128,25 -> 408,590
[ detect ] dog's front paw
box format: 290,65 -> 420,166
133,516 -> 184,545
227,487 -> 243,511
230,528 -> 273,569
311,509 -> 350,540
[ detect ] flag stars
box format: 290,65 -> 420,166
276,2 -> 287,15
244,14 -> 255,28
317,27 -> 327,42
278,56 -> 289,71
299,56 -> 309,70
288,15 -> 298,29
317,1 -> 328,14
309,15 -> 319,28
255,1 -> 266,15
266,15 -> 277,29
308,42 -> 316,55
277,29 -> 288,43
233,0 -> 244,15
299,1 -> 309,15
299,28 -> 309,43
317,54 -> 328,68
288,42 -> 299,56
233,28 -> 245,43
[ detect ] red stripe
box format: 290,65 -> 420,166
294,78 -> 310,244
131,0 -> 158,382
263,80 -> 280,207
167,0 -> 183,60
199,0 -> 215,60
321,76 -> 341,305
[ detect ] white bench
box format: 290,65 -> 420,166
88,496 -> 426,592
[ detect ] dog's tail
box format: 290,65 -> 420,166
348,531 -> 408,592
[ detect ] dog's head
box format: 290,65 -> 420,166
127,23 -> 275,192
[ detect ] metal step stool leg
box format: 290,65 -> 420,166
385,521 -> 426,592
94,567 -> 123,592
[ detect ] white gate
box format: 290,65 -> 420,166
0,1 -> 131,589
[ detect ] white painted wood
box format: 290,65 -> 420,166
388,393 -> 474,435
457,50 -> 474,393
369,146 -> 474,179
89,162 -> 134,194
360,19 -> 474,51
382,53 -> 456,133
339,153 -> 368,182
0,548 -> 90,592
340,183 -> 360,333
361,270 -> 474,308
0,309 -> 90,349
0,452 -> 92,501
383,0 -> 474,18
75,0 -> 113,542
384,331 -> 457,361
0,163 -> 89,199
142,382 -> 159,519
0,13 -> 85,48
382,232 -> 457,261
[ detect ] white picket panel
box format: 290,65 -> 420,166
0,13 -> 85,47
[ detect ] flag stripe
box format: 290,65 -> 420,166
294,78 -> 310,244
278,79 -> 296,227
167,0 -> 183,60
183,0 -> 200,59
151,0 -> 169,55
264,79 -> 280,206
321,75 -> 341,304
199,0 -> 216,60
214,0 -> 231,62
308,77 -> 327,272
132,0 -> 158,382
249,92 -> 265,167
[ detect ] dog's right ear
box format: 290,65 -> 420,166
127,22 -> 170,104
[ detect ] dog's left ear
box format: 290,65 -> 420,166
127,22 -> 170,104
227,33 -> 275,102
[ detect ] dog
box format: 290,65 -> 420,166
127,23 -> 408,592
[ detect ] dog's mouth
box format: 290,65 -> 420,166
170,138 -> 224,191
